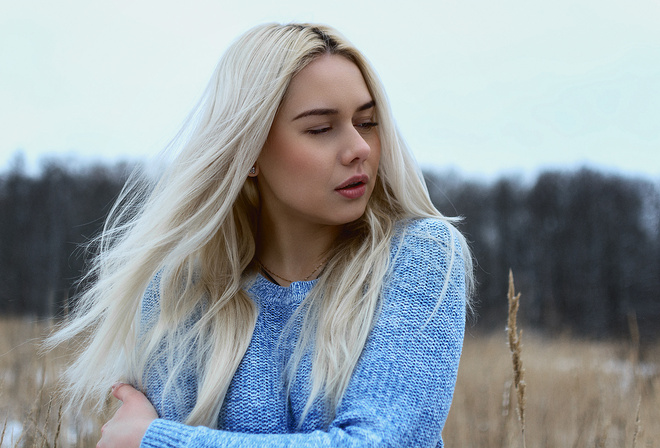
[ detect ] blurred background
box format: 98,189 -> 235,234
2,0 -> 658,338
1,1 -> 659,446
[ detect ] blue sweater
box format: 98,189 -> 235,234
140,218 -> 467,448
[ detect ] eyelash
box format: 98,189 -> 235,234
307,127 -> 331,135
306,122 -> 379,135
356,122 -> 379,133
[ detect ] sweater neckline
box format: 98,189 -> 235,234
247,273 -> 318,307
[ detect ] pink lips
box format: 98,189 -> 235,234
335,174 -> 369,199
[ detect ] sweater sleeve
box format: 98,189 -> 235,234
141,219 -> 467,448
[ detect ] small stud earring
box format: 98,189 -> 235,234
249,166 -> 256,175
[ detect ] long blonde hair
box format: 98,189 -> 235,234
48,23 -> 473,428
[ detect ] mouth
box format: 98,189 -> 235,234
338,180 -> 365,190
335,175 -> 370,199
336,175 -> 370,191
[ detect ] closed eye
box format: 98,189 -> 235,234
355,122 -> 379,134
306,127 -> 332,135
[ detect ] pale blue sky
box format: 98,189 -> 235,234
1,0 -> 659,180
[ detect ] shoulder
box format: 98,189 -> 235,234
384,217 -> 467,310
390,217 -> 465,265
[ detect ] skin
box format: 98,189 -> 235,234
96,383 -> 157,448
97,54 -> 381,447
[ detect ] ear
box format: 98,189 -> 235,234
248,165 -> 259,177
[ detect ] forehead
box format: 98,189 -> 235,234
279,54 -> 372,114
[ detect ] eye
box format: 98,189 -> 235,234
355,121 -> 379,134
306,126 -> 332,135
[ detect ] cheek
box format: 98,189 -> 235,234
369,134 -> 382,166
261,133 -> 330,185
278,133 -> 330,168
283,147 -> 324,172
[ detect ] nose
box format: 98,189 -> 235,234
340,126 -> 372,165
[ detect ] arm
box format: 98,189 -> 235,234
111,219 -> 467,448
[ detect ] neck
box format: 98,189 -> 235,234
256,217 -> 340,286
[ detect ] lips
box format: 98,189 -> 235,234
336,174 -> 369,190
335,174 -> 369,199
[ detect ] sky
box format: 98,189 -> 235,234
1,0 -> 659,181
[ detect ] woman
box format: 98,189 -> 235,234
50,23 -> 473,447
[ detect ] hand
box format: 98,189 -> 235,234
97,383 -> 158,448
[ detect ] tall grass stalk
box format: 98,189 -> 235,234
0,418 -> 7,447
507,270 -> 527,448
632,396 -> 641,448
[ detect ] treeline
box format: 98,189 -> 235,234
0,157 -> 133,316
426,168 -> 660,341
1,157 -> 658,340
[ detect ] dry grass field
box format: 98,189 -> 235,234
0,318 -> 111,448
1,316 -> 658,447
445,331 -> 659,447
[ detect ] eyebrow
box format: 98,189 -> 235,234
292,100 -> 375,121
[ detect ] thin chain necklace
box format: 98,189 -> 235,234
258,253 -> 330,284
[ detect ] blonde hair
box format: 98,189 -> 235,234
48,23 -> 473,428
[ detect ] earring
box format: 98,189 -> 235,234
249,166 -> 256,175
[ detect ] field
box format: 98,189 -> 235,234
1,317 -> 658,447
445,331 -> 659,447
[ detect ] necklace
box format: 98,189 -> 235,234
258,255 -> 329,284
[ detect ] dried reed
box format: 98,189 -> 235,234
632,396 -> 641,448
0,418 -> 7,447
53,403 -> 63,448
507,270 -> 527,448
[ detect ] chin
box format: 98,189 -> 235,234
333,206 -> 369,226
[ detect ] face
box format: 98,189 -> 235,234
255,54 -> 381,229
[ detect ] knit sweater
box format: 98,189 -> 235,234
140,218 -> 467,448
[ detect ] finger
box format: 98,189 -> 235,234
111,382 -> 134,401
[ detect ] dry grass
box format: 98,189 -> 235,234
444,330 -> 660,447
1,314 -> 658,447
444,270 -> 659,447
445,272 -> 659,447
506,270 -> 527,447
0,318 -> 109,448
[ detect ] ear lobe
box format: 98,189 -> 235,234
248,165 -> 259,177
